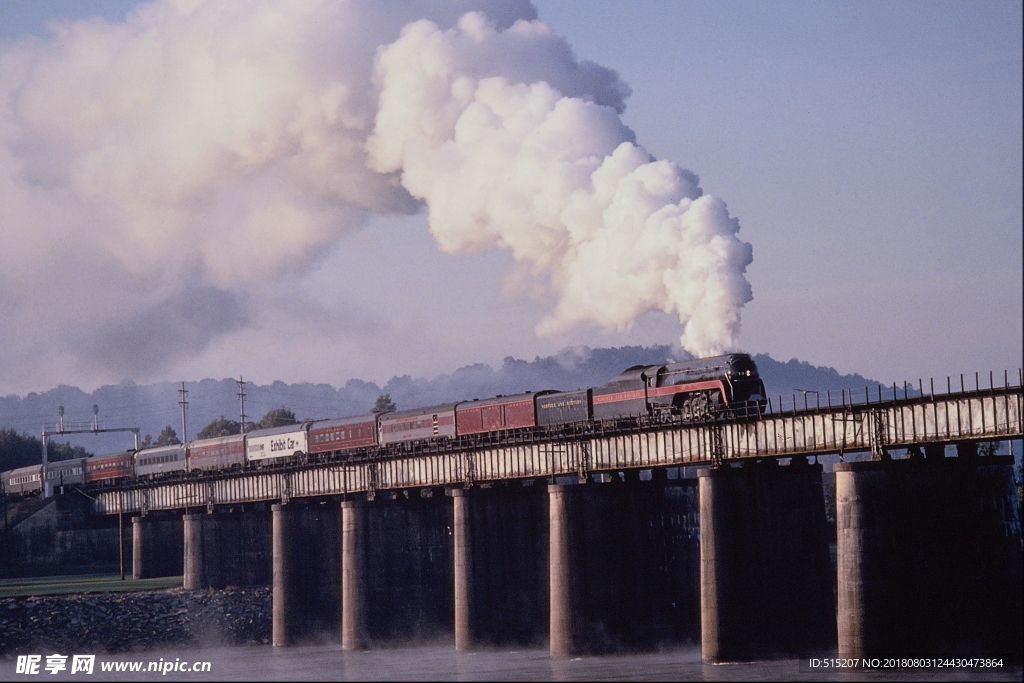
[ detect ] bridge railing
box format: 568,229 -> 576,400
763,368 -> 1023,416
83,368 -> 1023,514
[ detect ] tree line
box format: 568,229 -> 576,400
0,429 -> 92,472
195,396 -> 394,439
137,407 -> 310,444
0,395 -> 403,472
0,403 -> 356,472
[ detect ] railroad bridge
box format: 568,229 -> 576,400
82,375 -> 1024,661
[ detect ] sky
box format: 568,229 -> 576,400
0,0 -> 1020,398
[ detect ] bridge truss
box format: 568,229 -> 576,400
93,377 -> 1023,515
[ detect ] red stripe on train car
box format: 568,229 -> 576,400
647,380 -> 729,404
592,380 -> 730,407
592,388 -> 646,404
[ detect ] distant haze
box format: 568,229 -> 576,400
0,346 -> 886,456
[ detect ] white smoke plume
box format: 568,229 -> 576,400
0,0 -> 752,391
367,12 -> 752,357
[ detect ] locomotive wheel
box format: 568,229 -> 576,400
691,393 -> 711,419
677,391 -> 717,422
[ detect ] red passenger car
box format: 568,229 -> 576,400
308,414 -> 380,455
84,451 -> 135,483
456,392 -> 551,435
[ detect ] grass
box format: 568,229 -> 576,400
0,573 -> 182,598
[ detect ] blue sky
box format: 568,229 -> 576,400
0,0 -> 1020,394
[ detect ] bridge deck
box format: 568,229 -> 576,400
92,382 -> 1023,514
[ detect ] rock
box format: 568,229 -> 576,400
0,586 -> 272,656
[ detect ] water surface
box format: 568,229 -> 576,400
4,644 -> 1019,682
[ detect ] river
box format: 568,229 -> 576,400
4,643 -> 1020,682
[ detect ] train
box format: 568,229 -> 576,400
1,354 -> 766,497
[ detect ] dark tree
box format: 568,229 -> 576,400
0,429 -> 92,471
155,425 -> 181,446
0,429 -> 43,471
372,394 -> 396,413
50,442 -> 91,461
196,416 -> 243,439
257,408 -> 297,429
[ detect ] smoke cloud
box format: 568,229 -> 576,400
367,12 -> 752,357
0,0 -> 752,391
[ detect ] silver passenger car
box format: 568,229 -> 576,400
187,434 -> 245,472
135,444 -> 187,478
379,403 -> 458,446
43,457 -> 87,491
3,464 -> 43,495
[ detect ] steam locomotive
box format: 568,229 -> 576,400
2,354 -> 766,495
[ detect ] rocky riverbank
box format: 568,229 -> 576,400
0,587 -> 270,655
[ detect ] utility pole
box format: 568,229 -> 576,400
237,376 -> 247,434
118,491 -> 124,581
178,382 -> 189,443
40,428 -> 48,497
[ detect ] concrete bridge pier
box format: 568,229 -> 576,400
341,500 -> 367,651
698,459 -> 835,663
452,490 -> 471,651
182,513 -> 207,590
342,490 -> 453,649
183,508 -> 271,590
835,454 -> 1022,662
271,501 -> 340,646
549,476 -> 700,657
548,484 -> 572,658
452,484 -> 548,651
131,514 -> 183,579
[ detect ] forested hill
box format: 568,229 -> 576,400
0,347 -> 883,466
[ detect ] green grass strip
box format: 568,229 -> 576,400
0,574 -> 182,598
